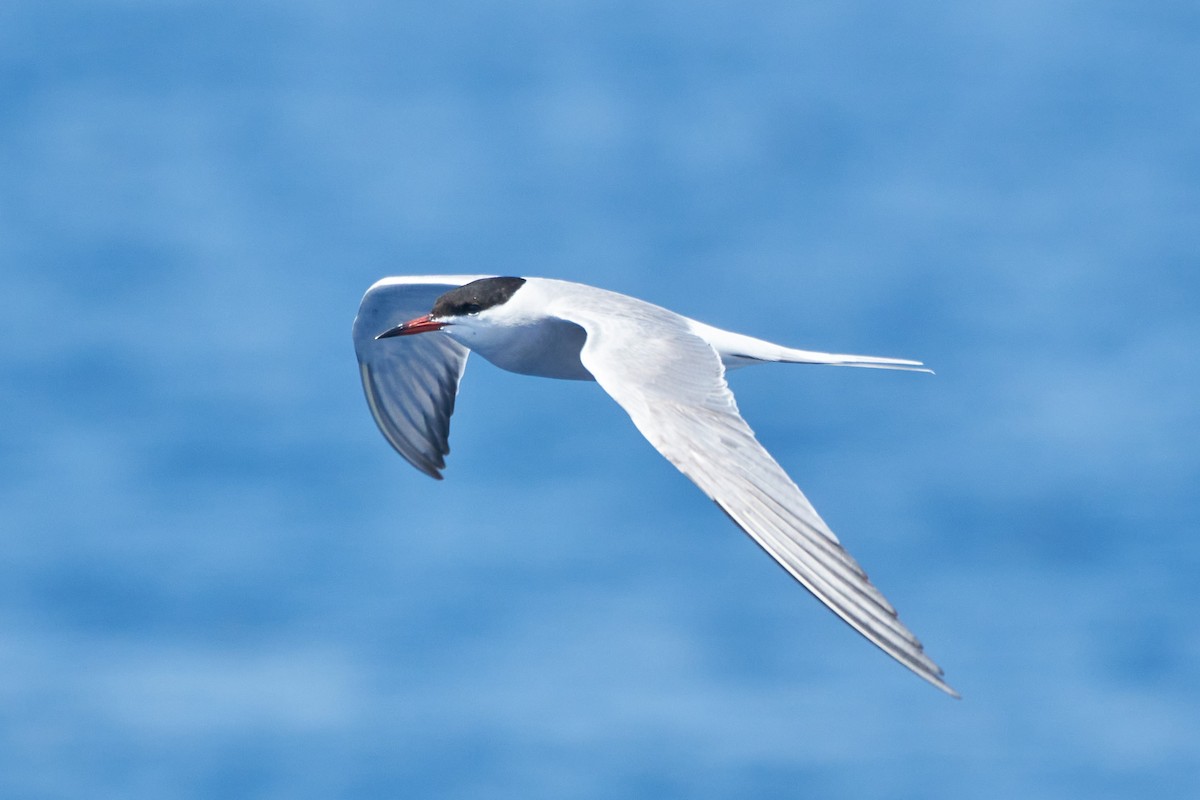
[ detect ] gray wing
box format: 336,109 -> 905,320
352,275 -> 491,479
557,295 -> 957,695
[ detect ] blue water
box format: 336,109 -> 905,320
4,2 -> 1199,797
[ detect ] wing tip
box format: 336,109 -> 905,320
891,637 -> 959,698
404,451 -> 447,480
923,670 -> 961,699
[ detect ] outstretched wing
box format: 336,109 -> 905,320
554,292 -> 956,695
352,275 -> 490,479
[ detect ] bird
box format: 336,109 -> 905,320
352,275 -> 957,696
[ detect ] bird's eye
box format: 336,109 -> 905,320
463,303 -> 483,315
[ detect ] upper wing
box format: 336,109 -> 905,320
352,275 -> 491,479
554,293 -> 956,695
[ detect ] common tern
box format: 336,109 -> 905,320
353,275 -> 956,696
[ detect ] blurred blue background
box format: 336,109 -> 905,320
3,2 -> 1198,797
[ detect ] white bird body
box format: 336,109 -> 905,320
353,275 -> 956,696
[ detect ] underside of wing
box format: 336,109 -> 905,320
554,290 -> 956,695
352,275 -> 492,478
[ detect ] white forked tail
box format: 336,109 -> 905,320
769,347 -> 933,373
687,320 -> 933,373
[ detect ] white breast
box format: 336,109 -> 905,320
442,312 -> 594,381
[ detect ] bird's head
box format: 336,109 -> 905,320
375,276 -> 527,340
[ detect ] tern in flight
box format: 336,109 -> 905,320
353,275 -> 956,696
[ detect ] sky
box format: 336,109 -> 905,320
3,1 -> 1199,798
